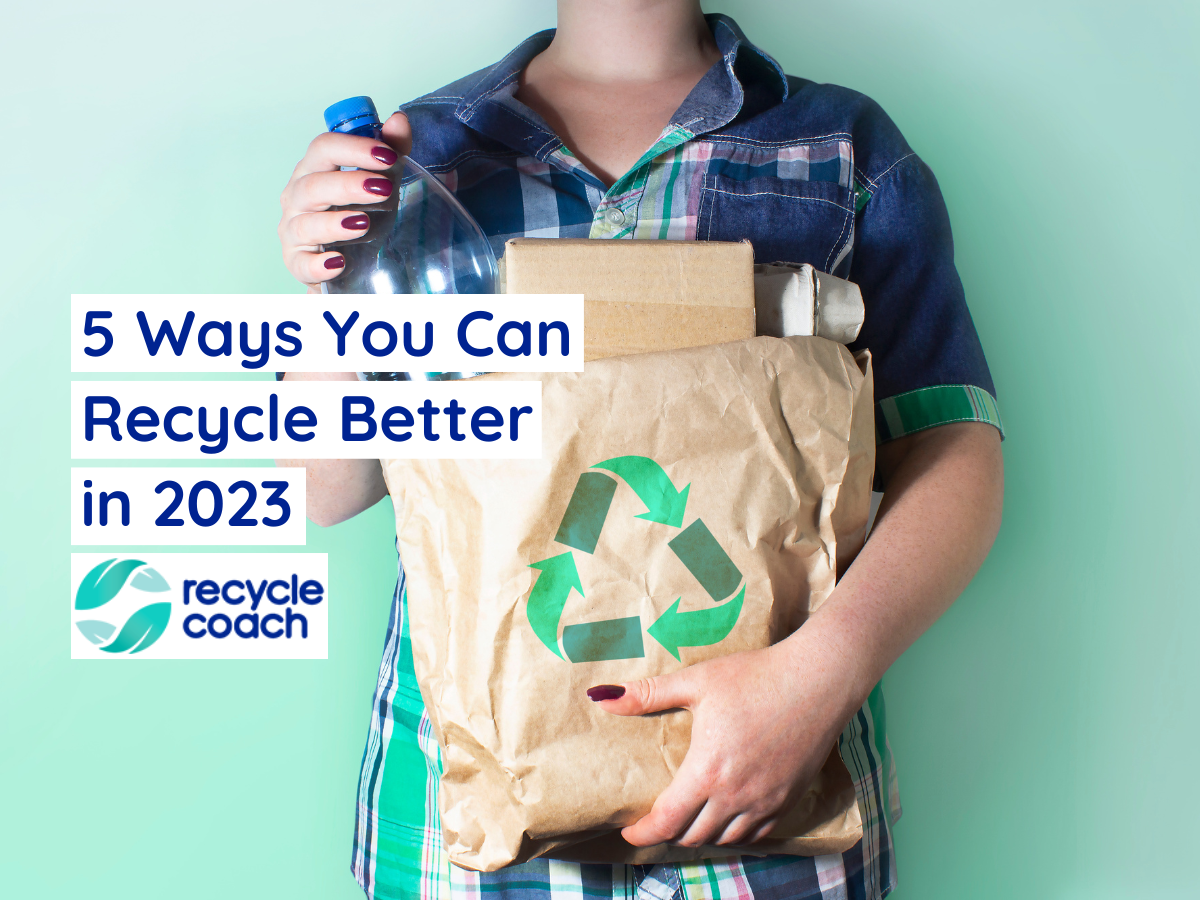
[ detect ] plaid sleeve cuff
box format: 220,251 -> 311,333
876,384 -> 1005,443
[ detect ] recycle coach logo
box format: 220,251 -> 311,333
73,558 -> 172,654
527,455 -> 746,663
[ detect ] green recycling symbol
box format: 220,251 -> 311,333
526,456 -> 745,662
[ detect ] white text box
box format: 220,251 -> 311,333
71,294 -> 583,373
70,553 -> 327,659
70,380 -> 542,459
71,467 -> 306,545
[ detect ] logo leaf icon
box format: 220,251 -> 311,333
131,566 -> 169,592
100,602 -> 171,654
75,558 -> 146,611
76,620 -> 116,645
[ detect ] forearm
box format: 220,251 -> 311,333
781,422 -> 1004,714
276,370 -> 388,526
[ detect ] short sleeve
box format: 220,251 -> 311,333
847,154 -> 1003,443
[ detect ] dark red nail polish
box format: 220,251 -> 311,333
371,145 -> 398,166
363,177 -> 392,196
341,214 -> 370,230
587,684 -> 625,702
324,255 -> 345,270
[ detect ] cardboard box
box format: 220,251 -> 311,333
500,238 -> 756,361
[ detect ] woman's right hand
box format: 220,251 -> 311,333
274,112 -> 410,524
278,111 -> 413,293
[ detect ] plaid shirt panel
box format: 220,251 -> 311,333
353,572 -> 900,900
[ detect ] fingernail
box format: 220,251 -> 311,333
363,177 -> 392,196
587,684 -> 625,702
324,255 -> 345,270
341,214 -> 370,230
371,145 -> 398,165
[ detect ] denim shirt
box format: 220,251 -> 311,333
399,14 -> 1002,441
351,14 -> 1001,900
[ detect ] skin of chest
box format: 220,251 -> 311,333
516,48 -> 721,187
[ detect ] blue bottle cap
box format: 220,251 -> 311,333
324,96 -> 380,133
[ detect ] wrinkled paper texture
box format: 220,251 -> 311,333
382,336 -> 874,871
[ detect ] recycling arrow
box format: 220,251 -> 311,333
647,584 -> 746,661
525,456 -> 745,663
593,456 -> 690,528
527,552 -> 583,658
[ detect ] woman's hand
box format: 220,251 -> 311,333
591,422 -> 1004,848
275,112 -> 412,522
277,112 -> 412,291
589,627 -> 862,848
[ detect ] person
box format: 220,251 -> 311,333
276,2 -> 1004,898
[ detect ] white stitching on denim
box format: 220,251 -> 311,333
701,133 -> 851,148
703,174 -> 716,240
460,54 -> 525,116
862,153 -> 915,191
830,222 -> 855,273
713,17 -> 737,42
477,100 -> 559,148
825,206 -> 853,271
532,132 -> 562,157
403,96 -> 463,106
458,96 -> 564,159
418,147 -> 522,174
703,187 -> 854,213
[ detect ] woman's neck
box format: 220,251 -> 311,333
545,0 -> 718,84
517,1 -> 721,187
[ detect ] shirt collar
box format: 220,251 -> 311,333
454,14 -> 789,160
671,14 -> 789,134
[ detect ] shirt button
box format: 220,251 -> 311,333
604,207 -> 626,226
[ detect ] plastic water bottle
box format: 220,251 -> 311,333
322,96 -> 497,381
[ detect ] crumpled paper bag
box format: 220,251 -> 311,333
381,335 -> 874,871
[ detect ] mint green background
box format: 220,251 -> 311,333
1,1 -> 1196,897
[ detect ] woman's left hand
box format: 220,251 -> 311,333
588,629 -> 863,847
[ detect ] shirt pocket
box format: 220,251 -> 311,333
697,175 -> 855,273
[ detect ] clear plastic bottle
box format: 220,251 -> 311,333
322,96 -> 497,381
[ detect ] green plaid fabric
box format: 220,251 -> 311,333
876,385 -> 1004,443
353,582 -> 901,900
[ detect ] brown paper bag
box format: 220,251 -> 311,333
381,335 -> 874,871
